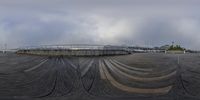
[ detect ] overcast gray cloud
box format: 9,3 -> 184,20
0,0 -> 200,50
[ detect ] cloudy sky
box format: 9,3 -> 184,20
0,0 -> 200,50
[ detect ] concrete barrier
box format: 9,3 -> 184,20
165,50 -> 186,54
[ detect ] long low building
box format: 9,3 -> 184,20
16,45 -> 131,56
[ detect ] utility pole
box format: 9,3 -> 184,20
3,43 -> 7,53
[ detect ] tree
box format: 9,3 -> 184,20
168,44 -> 185,51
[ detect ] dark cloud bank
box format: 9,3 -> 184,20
0,0 -> 200,50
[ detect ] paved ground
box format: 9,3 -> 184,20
0,53 -> 200,100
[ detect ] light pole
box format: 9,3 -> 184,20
3,43 -> 7,53
177,54 -> 180,64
